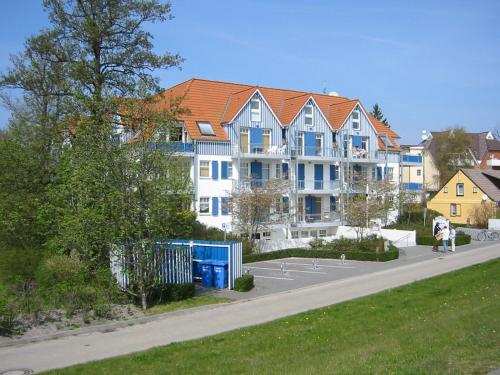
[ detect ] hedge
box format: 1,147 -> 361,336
234,275 -> 254,292
243,246 -> 399,264
416,234 -> 471,246
148,283 -> 195,306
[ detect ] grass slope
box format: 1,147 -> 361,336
47,260 -> 500,374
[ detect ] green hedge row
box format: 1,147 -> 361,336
148,283 -> 195,306
243,246 -> 399,264
416,234 -> 471,246
234,275 -> 254,292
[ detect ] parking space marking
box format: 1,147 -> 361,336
265,261 -> 355,269
254,275 -> 294,281
246,266 -> 327,275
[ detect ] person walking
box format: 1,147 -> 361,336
441,225 -> 450,254
449,226 -> 456,252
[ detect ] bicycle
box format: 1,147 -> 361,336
477,230 -> 500,241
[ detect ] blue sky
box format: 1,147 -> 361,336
1,0 -> 499,144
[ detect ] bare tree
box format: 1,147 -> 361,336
229,178 -> 290,247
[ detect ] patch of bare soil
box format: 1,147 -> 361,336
0,304 -> 144,344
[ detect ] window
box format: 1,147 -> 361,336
250,99 -> 261,122
262,163 -> 270,180
275,163 -> 282,179
473,186 -> 478,193
380,136 -> 391,148
200,161 -> 210,178
319,230 -> 327,238
305,104 -> 313,126
199,197 -> 210,214
456,183 -> 464,196
450,203 -> 461,217
240,162 -> 249,179
297,132 -> 304,155
291,231 -> 299,239
352,110 -> 360,130
262,231 -> 271,238
361,137 -> 368,151
444,186 -> 448,193
310,230 -> 318,238
300,230 -> 309,238
332,132 -> 337,145
416,169 -> 422,177
263,129 -> 271,152
298,197 -> 304,221
387,167 -> 394,180
315,133 -> 323,156
226,162 -> 233,178
240,128 -> 249,153
197,121 -> 215,136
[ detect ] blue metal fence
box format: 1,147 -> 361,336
110,240 -> 242,290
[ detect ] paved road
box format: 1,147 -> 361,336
1,242 -> 499,373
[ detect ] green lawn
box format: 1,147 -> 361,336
146,296 -> 232,316
46,260 -> 500,374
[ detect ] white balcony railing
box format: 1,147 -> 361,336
297,180 -> 340,191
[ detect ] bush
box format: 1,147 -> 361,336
0,286 -> 16,336
416,234 -> 471,246
243,246 -> 399,264
148,283 -> 195,306
309,238 -> 326,251
234,275 -> 254,292
0,245 -> 47,285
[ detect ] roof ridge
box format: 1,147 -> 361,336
329,98 -> 359,106
176,77 -> 353,101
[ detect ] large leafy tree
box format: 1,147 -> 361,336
1,0 -> 188,265
432,127 -> 473,187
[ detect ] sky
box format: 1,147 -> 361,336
1,0 -> 500,144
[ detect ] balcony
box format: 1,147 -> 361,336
296,211 -> 340,226
147,142 -> 195,155
487,158 -> 500,167
346,149 -> 384,163
402,183 -> 423,191
297,179 -> 340,193
233,144 -> 288,159
293,147 -> 341,159
401,154 -> 423,165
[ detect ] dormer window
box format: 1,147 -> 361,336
305,104 -> 313,126
250,99 -> 261,122
352,110 -> 360,130
197,121 -> 215,136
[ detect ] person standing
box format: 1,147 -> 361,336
441,225 -> 450,254
433,223 -> 441,252
449,226 -> 456,252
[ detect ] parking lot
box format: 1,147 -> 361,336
201,240 -> 496,300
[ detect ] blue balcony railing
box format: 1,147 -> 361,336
402,154 -> 422,163
147,142 -> 194,153
402,183 -> 423,191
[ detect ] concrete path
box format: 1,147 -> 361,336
1,242 -> 499,373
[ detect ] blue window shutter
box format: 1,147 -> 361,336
330,196 -> 336,211
383,167 -> 387,178
282,196 -> 289,213
282,163 -> 289,180
330,165 -> 336,180
352,136 -> 363,148
314,164 -> 323,190
377,167 -> 382,180
221,161 -> 228,179
304,132 -> 316,156
298,163 -> 305,181
250,128 -> 263,151
212,161 -> 218,179
221,197 -> 229,215
212,197 -> 219,216
250,161 -> 262,179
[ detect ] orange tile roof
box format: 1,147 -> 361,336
159,78 -> 400,147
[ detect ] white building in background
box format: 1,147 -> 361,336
127,78 -> 414,240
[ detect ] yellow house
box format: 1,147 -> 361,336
427,169 -> 500,224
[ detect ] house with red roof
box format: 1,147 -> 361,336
129,78 -> 407,240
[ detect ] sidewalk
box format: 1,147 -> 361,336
0,242 -> 499,373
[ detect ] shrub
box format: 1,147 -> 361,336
0,286 -> 16,336
234,275 -> 254,292
147,283 -> 195,306
243,246 -> 399,264
416,234 -> 471,246
309,238 -> 326,250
